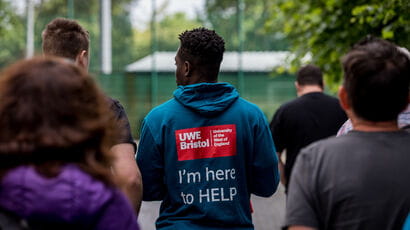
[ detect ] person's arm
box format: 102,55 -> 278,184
136,119 -> 165,201
283,148 -> 320,229
270,108 -> 287,186
277,151 -> 287,186
250,113 -> 280,197
111,143 -> 142,215
107,99 -> 142,214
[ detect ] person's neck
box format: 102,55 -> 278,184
297,85 -> 323,97
188,74 -> 217,85
351,117 -> 399,132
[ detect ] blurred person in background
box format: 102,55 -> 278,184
337,103 -> 410,135
270,64 -> 347,191
0,57 -> 139,229
42,17 -> 142,214
337,46 -> 410,135
284,37 -> 410,230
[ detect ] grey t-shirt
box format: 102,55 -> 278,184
284,130 -> 410,230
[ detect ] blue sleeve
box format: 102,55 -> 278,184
250,114 -> 280,197
403,214 -> 410,230
136,119 -> 166,201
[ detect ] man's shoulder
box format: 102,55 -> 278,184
298,134 -> 353,160
107,97 -> 124,113
318,93 -> 341,104
304,134 -> 344,149
275,95 -> 311,112
145,99 -> 180,120
299,92 -> 339,104
280,93 -> 342,116
271,98 -> 304,120
278,97 -> 299,109
301,130 -> 410,159
229,97 -> 269,124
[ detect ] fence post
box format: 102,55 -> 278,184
237,0 -> 245,94
26,0 -> 34,59
100,0 -> 112,75
150,0 -> 158,107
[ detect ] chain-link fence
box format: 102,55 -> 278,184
96,72 -> 296,138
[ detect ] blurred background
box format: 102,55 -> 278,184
0,0 -> 409,139
1,1 -> 409,229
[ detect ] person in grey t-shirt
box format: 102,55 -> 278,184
284,37 -> 410,230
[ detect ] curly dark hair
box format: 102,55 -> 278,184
0,57 -> 118,184
42,18 -> 89,60
342,37 -> 410,122
178,27 -> 225,80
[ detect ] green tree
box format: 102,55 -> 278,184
133,12 -> 202,60
204,0 -> 289,51
268,0 -> 410,91
33,0 -> 137,72
0,0 -> 26,68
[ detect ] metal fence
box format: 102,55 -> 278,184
96,72 -> 296,138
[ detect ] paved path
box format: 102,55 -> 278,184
138,184 -> 286,230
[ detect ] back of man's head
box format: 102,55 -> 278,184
178,27 -> 225,81
296,64 -> 324,88
342,37 -> 410,122
42,18 -> 89,60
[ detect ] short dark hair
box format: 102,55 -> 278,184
42,18 -> 89,60
178,27 -> 225,80
0,57 -> 118,183
296,64 -> 323,87
342,37 -> 410,122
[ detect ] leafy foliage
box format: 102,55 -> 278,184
133,12 -> 202,60
267,0 -> 410,91
33,0 -> 137,72
0,0 -> 25,68
204,0 -> 289,51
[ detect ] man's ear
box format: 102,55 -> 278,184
75,50 -> 88,70
294,81 -> 302,96
183,61 -> 191,77
338,85 -> 350,111
294,81 -> 299,89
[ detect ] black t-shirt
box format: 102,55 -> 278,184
270,92 -> 347,188
108,98 -> 136,152
284,131 -> 410,230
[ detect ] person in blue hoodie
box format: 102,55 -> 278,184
137,27 -> 280,230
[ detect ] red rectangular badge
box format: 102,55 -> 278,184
175,124 -> 237,161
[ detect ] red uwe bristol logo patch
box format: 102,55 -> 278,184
175,124 -> 237,161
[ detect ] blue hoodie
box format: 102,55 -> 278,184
137,82 -> 279,230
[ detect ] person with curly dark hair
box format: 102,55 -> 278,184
42,18 -> 142,214
137,27 -> 279,229
0,57 -> 139,229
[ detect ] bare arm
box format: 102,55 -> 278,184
277,151 -> 287,186
111,143 -> 142,215
289,226 -> 316,230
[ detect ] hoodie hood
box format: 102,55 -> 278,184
173,82 -> 239,116
0,164 -> 113,226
